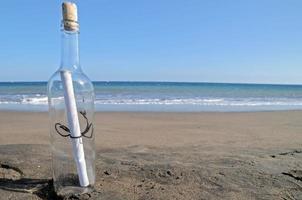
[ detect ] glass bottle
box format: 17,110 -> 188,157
47,2 -> 95,196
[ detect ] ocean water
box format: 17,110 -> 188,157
1,81 -> 302,112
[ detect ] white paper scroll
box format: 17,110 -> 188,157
60,70 -> 89,187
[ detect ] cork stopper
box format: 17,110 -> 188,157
62,2 -> 79,31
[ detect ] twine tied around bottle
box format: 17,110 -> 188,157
55,110 -> 93,139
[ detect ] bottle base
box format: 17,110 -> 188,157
56,185 -> 94,197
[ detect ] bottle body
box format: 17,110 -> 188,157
47,70 -> 95,196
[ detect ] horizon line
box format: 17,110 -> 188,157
1,80 -> 302,86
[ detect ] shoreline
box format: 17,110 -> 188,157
1,110 -> 302,148
1,109 -> 302,113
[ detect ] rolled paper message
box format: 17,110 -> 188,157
60,70 -> 89,187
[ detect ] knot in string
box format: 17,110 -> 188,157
55,110 -> 93,139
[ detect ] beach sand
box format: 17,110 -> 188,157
0,111 -> 302,199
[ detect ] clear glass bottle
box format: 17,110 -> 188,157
47,2 -> 95,196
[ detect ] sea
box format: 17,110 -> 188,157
1,81 -> 302,112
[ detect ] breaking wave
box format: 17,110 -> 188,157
2,95 -> 302,107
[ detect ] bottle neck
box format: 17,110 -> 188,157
60,29 -> 81,72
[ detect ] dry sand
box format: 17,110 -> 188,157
0,111 -> 302,199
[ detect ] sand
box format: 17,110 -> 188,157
0,111 -> 302,199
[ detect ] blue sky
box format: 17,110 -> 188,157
0,0 -> 301,84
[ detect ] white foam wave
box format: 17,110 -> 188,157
1,96 -> 302,107
94,98 -> 302,106
0,95 -> 48,105
21,96 -> 48,105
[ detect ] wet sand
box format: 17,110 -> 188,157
0,111 -> 302,199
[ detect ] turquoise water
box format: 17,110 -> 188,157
1,81 -> 302,112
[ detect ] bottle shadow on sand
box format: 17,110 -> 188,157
0,163 -> 99,200
0,163 -> 58,200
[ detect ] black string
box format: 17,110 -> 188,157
55,111 -> 93,139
